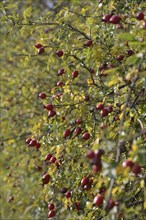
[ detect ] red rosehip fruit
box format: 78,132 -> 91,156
107,199 -> 115,210
25,138 -> 32,144
84,95 -> 90,101
42,173 -> 50,185
38,47 -> 45,54
110,15 -> 121,24
44,103 -> 53,111
122,160 -> 134,168
76,118 -> 82,124
45,153 -> 52,161
66,191 -> 71,198
72,70 -> 79,79
48,203 -> 55,210
74,127 -> 82,137
132,164 -> 141,175
94,194 -> 104,206
63,129 -> 71,138
29,139 -> 37,147
48,210 -> 55,218
39,92 -> 46,99
136,12 -> 144,20
86,150 -> 95,159
35,43 -> 42,49
100,108 -> 109,117
56,81 -> 64,86
117,54 -> 124,62
48,110 -> 56,117
102,14 -> 112,23
96,103 -> 104,110
49,156 -> 56,163
58,68 -> 65,76
84,39 -> 92,47
82,132 -> 90,140
81,177 -> 89,187
56,50 -> 64,57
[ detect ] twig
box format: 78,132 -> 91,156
67,24 -> 90,40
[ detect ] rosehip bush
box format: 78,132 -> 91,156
1,0 -> 146,220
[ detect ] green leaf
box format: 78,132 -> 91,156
118,32 -> 135,41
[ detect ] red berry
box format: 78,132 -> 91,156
100,109 -> 109,117
94,194 -> 104,206
45,153 -> 52,161
84,39 -> 92,47
122,160 -> 134,168
72,70 -> 79,79
95,149 -> 104,158
25,138 -> 32,144
50,156 -> 56,163
92,164 -> 102,174
56,50 -> 63,57
39,92 -> 46,99
110,15 -> 121,24
63,129 -> 71,138
58,68 -> 65,76
48,210 -> 55,218
84,95 -> 90,101
36,142 -> 41,149
86,150 -> 95,159
35,43 -> 42,49
96,103 -> 104,110
105,105 -> 113,113
82,132 -> 90,140
57,81 -> 64,86
74,127 -> 82,137
48,110 -> 56,117
117,54 -> 124,62
81,177 -> 89,187
38,47 -> 45,54
132,164 -> 141,175
136,12 -> 144,20
48,203 -> 55,210
44,103 -> 53,111
107,199 -> 115,210
76,119 -> 82,124
29,139 -> 37,147
102,14 -> 112,23
66,191 -> 71,198
42,173 -> 50,185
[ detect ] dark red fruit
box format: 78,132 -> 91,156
61,187 -> 67,193
56,50 -> 64,57
35,43 -> 42,49
96,103 -> 104,110
76,119 -> 82,124
50,156 -> 56,163
57,81 -> 64,86
48,210 -> 55,218
35,166 -> 42,171
132,164 -> 141,175
95,149 -> 104,158
100,109 -> 109,117
38,47 -> 45,54
84,39 -> 92,47
25,138 -> 32,144
74,127 -> 82,137
63,129 -> 71,138
66,191 -> 71,198
107,199 -> 115,210
36,142 -> 41,149
117,54 -> 124,62
86,150 -> 95,159
94,194 -> 104,206
39,92 -> 46,99
72,70 -> 79,79
105,105 -> 113,113
42,173 -> 50,185
99,63 -> 107,71
89,68 -> 95,74
92,164 -> 102,174
122,160 -> 134,168
48,110 -> 56,117
84,95 -> 90,101
81,177 -> 89,187
127,50 -> 134,56
45,153 -> 52,161
58,68 -> 65,76
102,14 -> 112,23
29,139 -> 37,147
110,15 -> 121,24
136,12 -> 144,20
48,203 -> 55,210
82,132 -> 90,140
44,103 -> 53,111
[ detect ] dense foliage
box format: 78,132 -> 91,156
1,0 -> 146,219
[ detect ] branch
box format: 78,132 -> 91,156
67,24 -> 90,39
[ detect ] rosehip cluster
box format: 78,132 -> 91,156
48,202 -> 56,218
96,103 -> 113,117
25,138 -> 41,149
122,160 -> 142,175
45,153 -> 61,169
